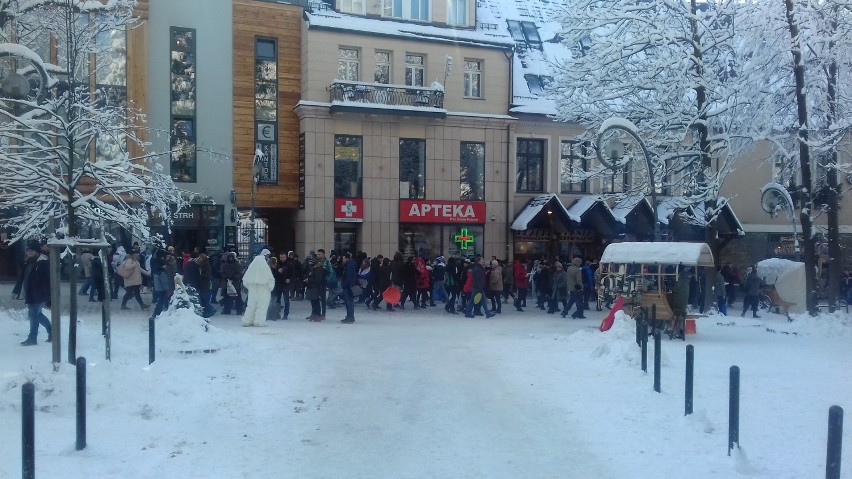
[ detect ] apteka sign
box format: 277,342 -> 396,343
400,200 -> 486,224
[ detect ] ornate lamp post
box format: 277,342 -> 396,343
596,118 -> 660,241
249,148 -> 264,259
761,182 -> 799,261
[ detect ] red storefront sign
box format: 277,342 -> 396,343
399,200 -> 486,224
334,198 -> 364,223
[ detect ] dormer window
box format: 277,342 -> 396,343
520,21 -> 541,49
524,74 -> 551,96
506,19 -> 542,50
383,0 -> 430,21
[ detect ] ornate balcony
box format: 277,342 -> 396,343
328,80 -> 446,117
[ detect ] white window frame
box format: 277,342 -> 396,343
463,59 -> 482,98
338,0 -> 366,14
405,54 -> 425,87
338,47 -> 360,81
375,50 -> 391,84
382,0 -> 430,21
447,0 -> 467,26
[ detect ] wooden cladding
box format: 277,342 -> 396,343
233,0 -> 302,209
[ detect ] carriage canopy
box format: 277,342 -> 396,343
600,242 -> 715,268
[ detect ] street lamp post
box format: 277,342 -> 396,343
760,182 -> 799,261
596,118 -> 660,241
249,149 -> 264,259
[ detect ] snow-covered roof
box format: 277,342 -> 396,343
510,193 -> 570,231
610,196 -> 651,224
565,195 -> 614,223
476,0 -> 572,115
600,242 -> 715,267
305,10 -> 514,50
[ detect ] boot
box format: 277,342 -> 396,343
752,314 -> 761,318
46,333 -> 52,343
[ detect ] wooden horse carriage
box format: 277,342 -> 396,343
598,242 -> 715,339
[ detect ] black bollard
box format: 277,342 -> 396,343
651,303 -> 657,335
149,317 -> 155,365
685,345 -> 694,416
653,330 -> 661,393
728,365 -> 740,456
635,314 -> 641,346
76,357 -> 86,451
22,382 -> 34,479
826,405 -> 843,479
640,319 -> 648,372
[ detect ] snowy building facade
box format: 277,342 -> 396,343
113,0 -> 852,269
5,0 -> 849,280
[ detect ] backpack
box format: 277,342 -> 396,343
445,269 -> 456,288
115,260 -> 132,278
324,260 -> 337,287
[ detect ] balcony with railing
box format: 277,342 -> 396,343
328,80 -> 446,117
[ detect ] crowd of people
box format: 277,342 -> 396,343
14,237 -> 797,345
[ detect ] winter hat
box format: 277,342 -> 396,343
259,248 -> 271,257
436,255 -> 445,263
25,240 -> 40,252
554,261 -> 563,269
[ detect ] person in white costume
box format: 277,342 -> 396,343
241,249 -> 275,327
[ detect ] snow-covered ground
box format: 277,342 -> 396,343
2,285 -> 850,478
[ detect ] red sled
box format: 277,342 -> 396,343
599,295 -> 625,332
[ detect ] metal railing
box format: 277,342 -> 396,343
329,81 -> 445,109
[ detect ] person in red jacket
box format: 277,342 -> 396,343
414,257 -> 432,308
513,258 -> 529,312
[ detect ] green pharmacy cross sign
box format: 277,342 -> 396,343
454,228 -> 475,250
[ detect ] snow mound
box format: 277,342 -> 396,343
769,311 -> 852,338
566,311 -> 672,368
154,308 -> 247,353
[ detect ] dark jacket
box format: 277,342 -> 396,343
389,252 -> 405,287
471,262 -> 486,291
671,277 -> 690,315
369,257 -> 383,288
341,258 -> 358,288
220,255 -> 243,289
13,255 -> 51,305
743,270 -> 762,296
305,260 -> 326,300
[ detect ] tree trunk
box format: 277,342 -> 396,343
825,9 -> 841,312
784,0 -> 818,315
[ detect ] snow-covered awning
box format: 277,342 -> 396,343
565,196 -> 621,237
659,197 -> 745,240
510,194 -> 572,232
612,196 -> 656,239
600,242 -> 715,267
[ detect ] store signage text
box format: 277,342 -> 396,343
513,229 -> 596,243
400,200 -> 486,224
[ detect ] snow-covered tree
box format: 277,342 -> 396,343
0,0 -> 188,243
550,0 -> 774,261
739,1 -> 852,313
